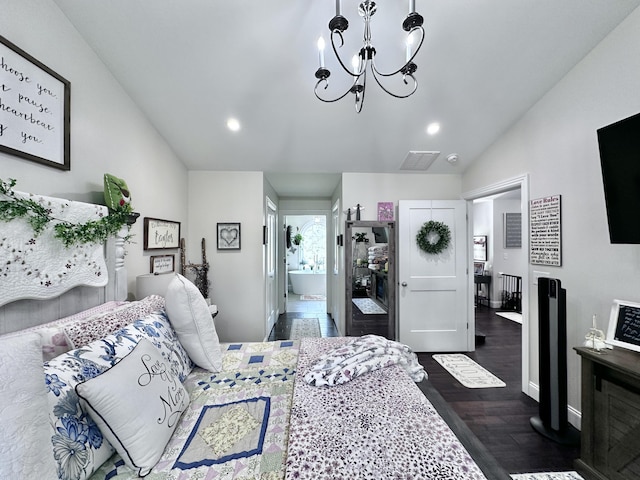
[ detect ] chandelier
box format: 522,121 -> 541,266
314,0 -> 425,113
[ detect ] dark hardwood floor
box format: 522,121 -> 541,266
267,311 -> 339,341
270,306 -> 580,475
417,307 -> 580,475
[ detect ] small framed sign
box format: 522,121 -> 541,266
377,202 -> 394,221
217,222 -> 241,250
143,217 -> 181,250
606,299 -> 640,353
473,235 -> 488,261
150,255 -> 175,274
0,35 -> 70,170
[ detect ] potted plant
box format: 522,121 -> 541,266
293,233 -> 303,246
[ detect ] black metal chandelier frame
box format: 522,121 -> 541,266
314,0 -> 425,113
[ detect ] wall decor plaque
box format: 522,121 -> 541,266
530,195 -> 562,266
143,217 -> 181,250
0,35 -> 70,170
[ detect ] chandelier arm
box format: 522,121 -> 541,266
370,68 -> 418,99
354,70 -> 366,113
370,26 -> 424,78
314,78 -> 357,103
330,30 -> 366,77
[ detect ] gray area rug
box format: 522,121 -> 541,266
511,472 -> 584,480
432,353 -> 506,388
289,318 -> 321,340
352,297 -> 386,314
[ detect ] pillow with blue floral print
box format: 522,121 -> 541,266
43,310 -> 193,480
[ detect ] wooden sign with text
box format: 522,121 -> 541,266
0,35 -> 70,170
530,195 -> 562,266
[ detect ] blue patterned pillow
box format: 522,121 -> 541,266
43,311 -> 193,480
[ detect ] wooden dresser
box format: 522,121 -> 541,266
575,346 -> 640,479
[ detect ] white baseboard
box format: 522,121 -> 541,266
528,381 -> 581,430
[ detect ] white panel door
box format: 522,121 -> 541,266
265,197 -> 278,336
398,200 -> 470,352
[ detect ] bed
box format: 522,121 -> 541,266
0,192 -> 510,480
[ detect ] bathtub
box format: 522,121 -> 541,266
289,270 -> 326,296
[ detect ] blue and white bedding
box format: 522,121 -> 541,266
1,291 -> 490,480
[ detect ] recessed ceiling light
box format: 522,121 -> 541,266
426,122 -> 440,135
227,118 -> 241,132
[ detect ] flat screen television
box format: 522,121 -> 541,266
597,111 -> 640,243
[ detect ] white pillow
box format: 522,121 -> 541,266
0,333 -> 58,480
165,273 -> 223,371
76,338 -> 189,477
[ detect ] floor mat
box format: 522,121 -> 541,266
496,311 -> 523,323
511,472 -> 584,480
352,297 -> 386,314
299,294 -> 326,300
432,353 -> 506,388
289,318 -> 321,339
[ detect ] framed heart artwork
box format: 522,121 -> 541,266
217,222 -> 241,250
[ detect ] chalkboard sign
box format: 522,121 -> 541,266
606,299 -> 640,353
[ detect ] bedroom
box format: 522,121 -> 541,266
2,0 -> 640,478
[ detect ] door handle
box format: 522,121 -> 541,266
401,282 -> 408,287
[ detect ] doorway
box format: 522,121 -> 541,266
463,174 -> 530,394
284,214 -> 327,315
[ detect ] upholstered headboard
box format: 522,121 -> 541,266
0,193 -> 127,335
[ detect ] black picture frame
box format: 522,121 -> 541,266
473,235 -> 488,261
0,35 -> 71,170
217,222 -> 241,250
150,254 -> 175,274
143,217 -> 181,250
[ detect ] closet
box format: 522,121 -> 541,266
345,221 -> 396,340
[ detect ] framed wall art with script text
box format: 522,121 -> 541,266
0,35 -> 70,170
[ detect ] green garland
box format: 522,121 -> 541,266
0,178 -> 131,248
416,220 -> 451,255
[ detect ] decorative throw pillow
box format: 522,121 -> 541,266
165,273 -> 223,372
0,300 -> 123,361
64,295 -> 165,349
44,311 -> 192,480
0,333 -> 58,480
103,173 -> 132,212
76,338 -> 189,476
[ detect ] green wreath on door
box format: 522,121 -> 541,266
416,220 -> 451,254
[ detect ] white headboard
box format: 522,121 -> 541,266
0,210 -> 127,335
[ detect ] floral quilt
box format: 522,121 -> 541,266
88,341 -> 299,480
285,337 -> 489,480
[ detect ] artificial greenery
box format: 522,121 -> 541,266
353,232 -> 369,242
416,220 -> 451,255
293,233 -> 303,245
0,178 -> 132,248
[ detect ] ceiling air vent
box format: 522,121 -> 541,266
400,151 -> 441,171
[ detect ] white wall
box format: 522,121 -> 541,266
187,171 -> 265,342
492,197 -> 526,308
462,6 -> 640,419
1,0 -> 188,297
339,173 -> 463,336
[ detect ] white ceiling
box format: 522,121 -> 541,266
53,0 -> 640,197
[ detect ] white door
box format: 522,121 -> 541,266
398,200 -> 471,352
265,197 -> 278,336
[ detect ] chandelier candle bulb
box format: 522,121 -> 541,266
409,0 -> 415,14
317,37 -> 326,68
336,0 -> 341,16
